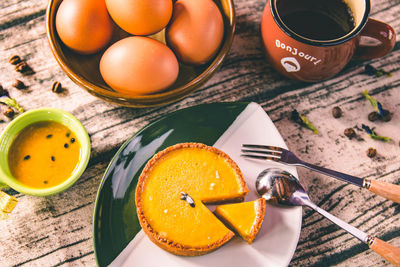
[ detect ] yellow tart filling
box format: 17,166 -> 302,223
215,198 -> 266,244
137,143 -> 249,254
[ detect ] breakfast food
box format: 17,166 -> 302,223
8,121 -> 80,188
55,0 -> 113,54
136,143 -> 249,256
105,0 -> 173,35
54,0 -> 227,95
99,37 -> 179,95
166,0 -> 224,65
215,198 -> 266,244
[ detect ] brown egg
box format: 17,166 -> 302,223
55,0 -> 114,54
166,0 -> 224,65
100,37 -> 179,95
105,0 -> 173,35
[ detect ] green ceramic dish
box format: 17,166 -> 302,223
0,108 -> 91,196
93,102 -> 302,267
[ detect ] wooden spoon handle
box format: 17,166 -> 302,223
367,179 -> 400,204
369,237 -> 400,265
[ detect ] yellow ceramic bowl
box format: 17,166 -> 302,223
46,0 -> 235,108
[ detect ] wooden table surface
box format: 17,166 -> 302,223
1,0 -> 399,266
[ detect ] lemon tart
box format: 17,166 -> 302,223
215,198 -> 266,244
135,143 -> 249,256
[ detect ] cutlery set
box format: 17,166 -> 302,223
241,144 -> 400,265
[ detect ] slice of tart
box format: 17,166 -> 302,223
136,143 -> 249,256
214,198 -> 266,244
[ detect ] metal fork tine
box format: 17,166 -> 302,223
240,154 -> 281,162
241,144 -> 285,163
242,144 -> 283,152
241,149 -> 282,157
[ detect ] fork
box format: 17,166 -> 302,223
241,144 -> 400,204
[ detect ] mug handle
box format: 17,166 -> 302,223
354,18 -> 396,60
0,191 -> 18,219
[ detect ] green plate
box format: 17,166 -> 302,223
93,102 -> 302,267
93,102 -> 249,266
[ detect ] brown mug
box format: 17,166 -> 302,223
261,0 -> 396,82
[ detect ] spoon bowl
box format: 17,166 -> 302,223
256,168 -> 305,206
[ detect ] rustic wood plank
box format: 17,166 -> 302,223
0,0 -> 399,266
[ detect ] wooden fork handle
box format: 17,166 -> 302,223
369,237 -> 400,266
366,179 -> 400,204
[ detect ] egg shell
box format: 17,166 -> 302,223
105,0 -> 173,36
100,37 -> 179,95
55,0 -> 114,54
166,0 -> 224,65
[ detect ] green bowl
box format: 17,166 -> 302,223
0,108 -> 91,196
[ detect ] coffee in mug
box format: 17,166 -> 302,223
261,0 -> 396,82
278,0 -> 355,41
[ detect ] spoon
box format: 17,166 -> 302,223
256,168 -> 400,265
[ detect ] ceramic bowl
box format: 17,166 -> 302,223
45,0 -> 235,108
0,108 -> 91,196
